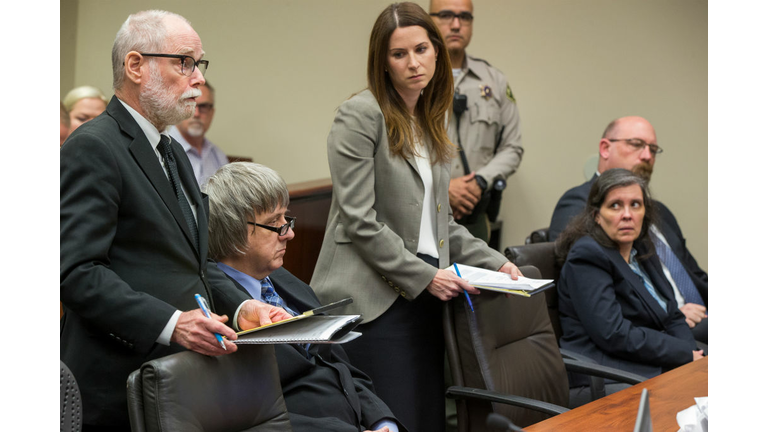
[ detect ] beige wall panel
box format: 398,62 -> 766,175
67,0 -> 706,270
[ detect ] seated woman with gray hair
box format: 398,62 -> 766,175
62,85 -> 109,132
203,162 -> 404,432
555,168 -> 703,401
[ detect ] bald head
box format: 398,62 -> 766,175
430,0 -> 474,68
597,116 -> 658,180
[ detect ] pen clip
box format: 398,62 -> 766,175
195,293 -> 212,318
199,296 -> 211,313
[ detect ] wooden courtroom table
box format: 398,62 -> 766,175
526,357 -> 708,431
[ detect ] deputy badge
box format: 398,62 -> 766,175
479,85 -> 492,100
505,84 -> 516,103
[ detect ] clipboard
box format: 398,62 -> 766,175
235,297 -> 354,336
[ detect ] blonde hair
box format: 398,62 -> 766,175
63,86 -> 109,111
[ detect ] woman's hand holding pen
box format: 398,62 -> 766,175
426,269 -> 480,301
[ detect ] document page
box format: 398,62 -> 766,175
234,315 -> 362,344
447,263 -> 553,291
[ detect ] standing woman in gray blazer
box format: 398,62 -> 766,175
310,3 -> 520,431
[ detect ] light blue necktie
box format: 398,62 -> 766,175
260,277 -> 309,354
628,256 -> 667,312
651,231 -> 705,306
260,277 -> 299,316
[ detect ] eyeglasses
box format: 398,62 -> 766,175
140,53 -> 209,77
430,11 -> 474,24
608,138 -> 663,156
247,216 -> 295,236
196,103 -> 214,114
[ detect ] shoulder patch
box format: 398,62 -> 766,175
505,84 -> 516,103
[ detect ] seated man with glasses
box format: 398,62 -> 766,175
428,0 -> 524,243
169,81 -> 229,186
548,116 -> 708,343
204,162 -> 404,432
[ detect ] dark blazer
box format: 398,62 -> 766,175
60,97 -> 250,427
558,236 -> 697,382
227,267 -> 405,432
548,174 -> 707,305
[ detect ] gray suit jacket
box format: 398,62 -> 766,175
310,90 -> 507,323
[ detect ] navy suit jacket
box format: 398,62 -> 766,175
548,174 -> 707,305
60,97 -> 250,427
558,236 -> 697,383
227,267 -> 405,432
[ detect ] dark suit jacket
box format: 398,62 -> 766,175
558,236 -> 697,383
548,174 -> 707,305
60,97 -> 250,427
226,267 -> 405,432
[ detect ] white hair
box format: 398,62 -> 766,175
111,10 -> 191,91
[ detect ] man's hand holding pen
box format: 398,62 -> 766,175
171,309 -> 239,356
172,299 -> 292,356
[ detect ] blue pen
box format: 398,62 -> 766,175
453,263 -> 474,313
194,294 -> 227,350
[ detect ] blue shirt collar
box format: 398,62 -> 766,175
216,262 -> 265,301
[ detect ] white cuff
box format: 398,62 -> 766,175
157,310 -> 182,346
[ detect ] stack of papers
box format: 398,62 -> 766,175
447,263 -> 554,297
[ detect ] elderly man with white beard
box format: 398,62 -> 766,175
60,10 -> 291,431
169,81 -> 228,186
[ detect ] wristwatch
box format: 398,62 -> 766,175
475,175 -> 488,192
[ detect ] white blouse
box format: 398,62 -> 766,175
413,138 -> 439,259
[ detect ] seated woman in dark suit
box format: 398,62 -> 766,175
555,168 -> 703,398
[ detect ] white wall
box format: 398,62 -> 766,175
62,0 -> 707,269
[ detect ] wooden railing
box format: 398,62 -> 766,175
282,178 -> 333,284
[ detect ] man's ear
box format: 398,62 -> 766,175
124,51 -> 144,85
598,138 -> 612,160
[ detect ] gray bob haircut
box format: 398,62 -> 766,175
111,10 -> 191,91
204,162 -> 290,261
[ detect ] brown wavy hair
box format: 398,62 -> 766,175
367,2 -> 455,164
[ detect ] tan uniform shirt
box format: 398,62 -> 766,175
449,54 -> 523,190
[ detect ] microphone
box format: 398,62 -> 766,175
486,413 -> 525,432
453,93 -> 467,117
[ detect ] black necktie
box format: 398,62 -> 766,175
159,135 -> 199,250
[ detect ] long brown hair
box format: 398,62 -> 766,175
367,2 -> 454,164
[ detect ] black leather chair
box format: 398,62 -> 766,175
127,345 -> 292,432
61,361 -> 82,432
504,242 -> 562,342
525,228 -> 549,244
444,265 -> 645,430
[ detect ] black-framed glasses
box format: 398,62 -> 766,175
430,11 -> 474,24
247,216 -> 295,236
608,138 -> 663,156
196,103 -> 214,114
140,53 -> 209,77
